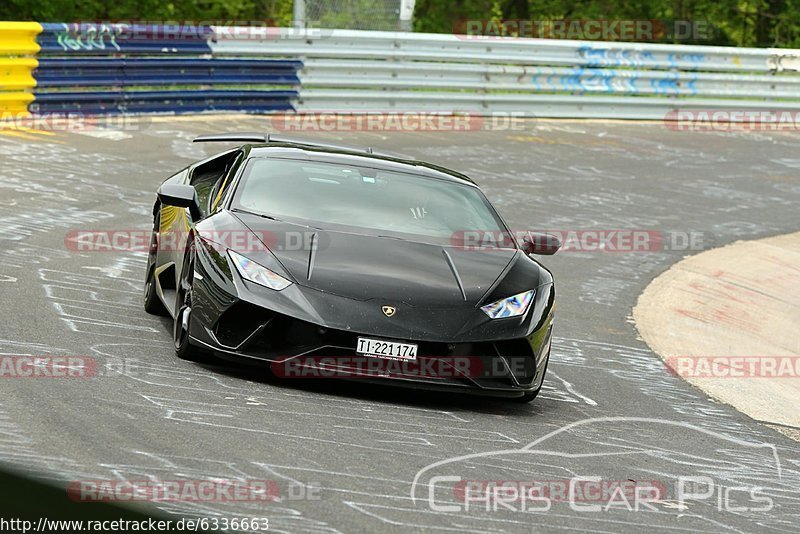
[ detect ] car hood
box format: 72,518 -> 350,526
235,213 -> 517,307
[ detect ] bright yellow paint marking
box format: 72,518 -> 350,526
0,129 -> 43,141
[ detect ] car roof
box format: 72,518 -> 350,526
241,142 -> 479,188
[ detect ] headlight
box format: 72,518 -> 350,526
481,289 -> 535,319
228,250 -> 292,291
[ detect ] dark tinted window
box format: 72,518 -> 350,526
233,158 -> 508,243
189,149 -> 240,213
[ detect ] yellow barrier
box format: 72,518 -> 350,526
0,58 -> 38,91
0,22 -> 42,119
0,22 -> 42,55
0,92 -> 35,115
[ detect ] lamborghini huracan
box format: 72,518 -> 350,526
144,134 -> 558,401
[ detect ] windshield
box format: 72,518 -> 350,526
232,157 -> 511,244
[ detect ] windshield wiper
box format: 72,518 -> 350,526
232,208 -> 281,221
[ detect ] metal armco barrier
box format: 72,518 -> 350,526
28,23 -> 299,115
35,58 -> 302,88
211,28 -> 775,71
300,60 -> 800,99
31,89 -> 297,114
0,22 -> 41,116
6,23 -> 800,119
38,23 -> 213,54
210,27 -> 800,119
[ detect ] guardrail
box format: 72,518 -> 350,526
300,60 -> 800,99
33,89 -> 298,114
35,58 -> 302,88
5,23 -> 800,120
212,28 -> 779,71
37,23 -> 212,54
209,27 -> 800,119
27,23 -> 299,115
0,22 -> 41,117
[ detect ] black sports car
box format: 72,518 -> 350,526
144,134 -> 558,401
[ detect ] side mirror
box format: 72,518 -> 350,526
157,183 -> 202,221
521,232 -> 561,255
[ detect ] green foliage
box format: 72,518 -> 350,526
305,0 -> 405,31
1,0 -> 797,47
413,0 -> 800,47
0,0 -> 293,25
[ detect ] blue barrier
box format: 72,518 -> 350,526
35,58 -> 302,87
30,23 -> 300,115
37,23 -> 212,55
31,89 -> 298,114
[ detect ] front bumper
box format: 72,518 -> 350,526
187,240 -> 554,396
189,300 -> 552,396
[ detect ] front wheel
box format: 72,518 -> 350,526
173,240 -> 206,362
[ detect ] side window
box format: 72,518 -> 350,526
210,152 -> 244,213
189,149 -> 240,215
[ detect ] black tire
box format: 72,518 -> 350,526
144,213 -> 168,316
173,239 -> 205,362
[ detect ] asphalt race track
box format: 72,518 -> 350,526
1,117 -> 799,532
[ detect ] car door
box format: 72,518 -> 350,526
156,149 -> 242,302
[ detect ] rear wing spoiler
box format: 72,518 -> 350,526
193,132 -> 268,143
192,132 -> 410,159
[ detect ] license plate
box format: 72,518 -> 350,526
356,337 -> 418,361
